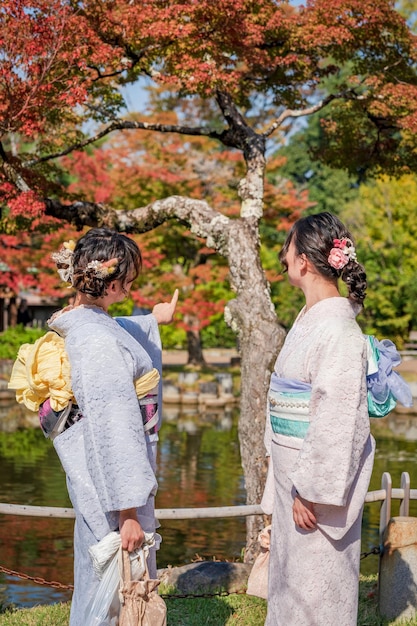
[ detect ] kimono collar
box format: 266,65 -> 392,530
48,304 -> 116,338
297,297 -> 361,325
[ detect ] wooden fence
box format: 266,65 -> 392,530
0,472 -> 414,543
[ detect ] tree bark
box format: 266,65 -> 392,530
225,219 -> 285,561
214,94 -> 287,559
186,328 -> 206,366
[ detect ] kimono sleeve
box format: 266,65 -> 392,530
291,319 -> 369,507
116,315 -> 163,431
116,314 -> 162,370
66,325 -> 157,514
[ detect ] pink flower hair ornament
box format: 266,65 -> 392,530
328,238 -> 357,270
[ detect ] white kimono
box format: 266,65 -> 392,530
264,297 -> 375,626
49,306 -> 162,626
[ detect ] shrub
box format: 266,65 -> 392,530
0,325 -> 46,360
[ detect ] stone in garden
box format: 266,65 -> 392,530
158,561 -> 252,594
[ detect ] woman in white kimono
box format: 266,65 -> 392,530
47,228 -> 177,626
264,213 -> 375,626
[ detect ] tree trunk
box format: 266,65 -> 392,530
8,297 -> 17,327
220,116 -> 287,561
225,219 -> 286,561
239,321 -> 283,561
186,328 -> 206,366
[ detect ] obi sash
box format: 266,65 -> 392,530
269,374 -> 311,439
38,393 -> 159,440
366,336 -> 413,417
8,330 -> 161,440
269,335 -> 413,438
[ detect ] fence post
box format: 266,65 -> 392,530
378,516 -> 417,622
378,471 -> 417,622
379,472 -> 392,542
400,472 -> 411,517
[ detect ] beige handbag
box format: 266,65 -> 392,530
246,525 -> 271,600
119,548 -> 167,626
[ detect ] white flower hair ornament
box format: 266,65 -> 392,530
328,238 -> 357,270
85,258 -> 119,279
51,240 -> 76,285
52,241 -> 119,285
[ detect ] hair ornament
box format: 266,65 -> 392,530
51,240 -> 75,285
328,238 -> 357,270
63,240 -> 76,252
85,257 -> 119,279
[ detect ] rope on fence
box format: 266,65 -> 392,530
1,490 -> 416,520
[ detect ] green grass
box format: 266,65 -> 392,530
1,576 -> 417,625
0,602 -> 70,626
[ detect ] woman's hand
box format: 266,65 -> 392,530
152,289 -> 179,325
293,493 -> 317,531
119,508 -> 145,552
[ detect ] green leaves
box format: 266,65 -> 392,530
341,175 -> 417,343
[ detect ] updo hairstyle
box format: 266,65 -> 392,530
72,228 -> 142,299
279,212 -> 367,304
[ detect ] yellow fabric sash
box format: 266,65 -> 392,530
134,369 -> 160,399
8,331 -> 160,413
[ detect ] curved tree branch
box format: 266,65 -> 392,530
26,119 -> 229,167
215,90 -> 264,154
129,196 -> 231,254
45,195 -> 231,254
263,84 -> 376,138
263,93 -> 338,137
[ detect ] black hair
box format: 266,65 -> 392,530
279,212 -> 367,304
71,228 -> 142,299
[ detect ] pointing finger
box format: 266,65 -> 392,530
170,288 -> 179,309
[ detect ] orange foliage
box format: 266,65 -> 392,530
1,0 -> 417,304
0,227 -> 82,298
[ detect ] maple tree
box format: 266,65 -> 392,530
0,226 -> 82,294
57,110 -> 241,362
1,0 -> 417,557
56,104 -> 309,361
0,226 -> 79,330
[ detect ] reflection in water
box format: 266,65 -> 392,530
0,402 -> 245,608
157,405 -> 246,568
0,402 -> 416,607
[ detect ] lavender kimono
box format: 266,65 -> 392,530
264,297 -> 375,626
49,306 -> 162,626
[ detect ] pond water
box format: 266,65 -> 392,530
0,401 -> 416,609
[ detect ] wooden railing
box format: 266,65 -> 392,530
0,472 -> 414,542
